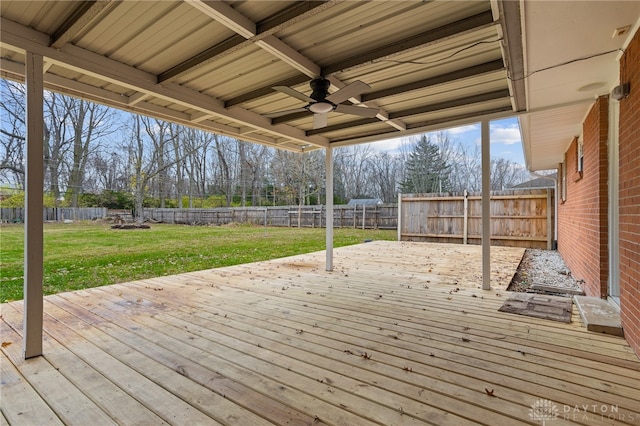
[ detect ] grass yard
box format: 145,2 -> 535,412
0,222 -> 395,302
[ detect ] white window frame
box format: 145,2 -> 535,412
577,140 -> 584,173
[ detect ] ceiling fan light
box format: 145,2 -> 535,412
309,102 -> 334,113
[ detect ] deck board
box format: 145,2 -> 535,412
2,241 -> 639,425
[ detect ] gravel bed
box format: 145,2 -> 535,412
508,249 -> 583,293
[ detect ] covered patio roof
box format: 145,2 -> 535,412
2,2 -> 639,164
1,0 -> 521,152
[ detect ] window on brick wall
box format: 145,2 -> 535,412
577,140 -> 584,173
561,156 -> 567,202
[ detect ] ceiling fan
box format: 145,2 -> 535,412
266,77 -> 379,129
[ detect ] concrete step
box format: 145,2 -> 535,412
573,296 -> 623,337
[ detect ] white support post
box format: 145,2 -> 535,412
481,120 -> 491,290
325,146 -> 334,271
23,52 -> 44,359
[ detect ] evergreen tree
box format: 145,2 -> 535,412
401,135 -> 450,193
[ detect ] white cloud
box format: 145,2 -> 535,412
445,124 -> 479,135
368,137 -> 413,153
490,124 -> 521,145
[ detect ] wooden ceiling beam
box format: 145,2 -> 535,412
224,74 -> 310,107
255,35 -> 320,78
158,34 -> 247,83
306,118 -> 380,136
50,1 -> 114,49
388,89 -> 510,120
361,59 -> 505,102
160,1 -> 335,83
304,90 -> 511,137
185,0 -> 256,38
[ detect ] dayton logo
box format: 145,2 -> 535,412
529,399 -> 559,425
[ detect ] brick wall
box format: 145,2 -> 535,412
619,27 -> 640,358
557,96 -> 609,298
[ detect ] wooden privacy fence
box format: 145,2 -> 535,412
398,189 -> 554,249
143,204 -> 397,229
0,207 -> 107,223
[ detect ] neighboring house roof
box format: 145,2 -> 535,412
347,199 -> 383,206
509,173 -> 557,190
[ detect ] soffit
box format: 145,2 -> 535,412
519,0 -> 640,171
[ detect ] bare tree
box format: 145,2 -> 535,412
89,150 -> 126,192
270,150 -> 302,205
335,144 -> 375,200
238,142 -> 270,206
366,152 -> 403,202
180,127 -> 213,207
63,97 -> 115,207
190,129 -> 213,202
127,115 -> 179,222
212,135 -> 238,207
43,91 -> 73,205
490,157 -> 529,190
0,80 -> 26,187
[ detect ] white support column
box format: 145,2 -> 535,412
481,120 -> 491,290
325,146 -> 334,271
23,52 -> 44,359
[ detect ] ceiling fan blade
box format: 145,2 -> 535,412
313,112 -> 328,129
325,80 -> 371,104
264,107 -> 308,118
273,86 -> 314,103
335,104 -> 380,118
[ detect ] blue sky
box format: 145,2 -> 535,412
369,117 -> 525,166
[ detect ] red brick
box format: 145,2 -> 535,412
558,97 -> 609,299
558,29 -> 640,357
619,26 -> 640,359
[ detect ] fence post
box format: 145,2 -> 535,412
375,207 -> 379,230
353,205 -> 357,228
546,189 -> 552,250
463,190 -> 468,245
397,193 -> 402,241
362,205 -> 366,230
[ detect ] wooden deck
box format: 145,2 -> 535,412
2,241 -> 639,425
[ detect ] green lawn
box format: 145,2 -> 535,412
0,222 -> 395,302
